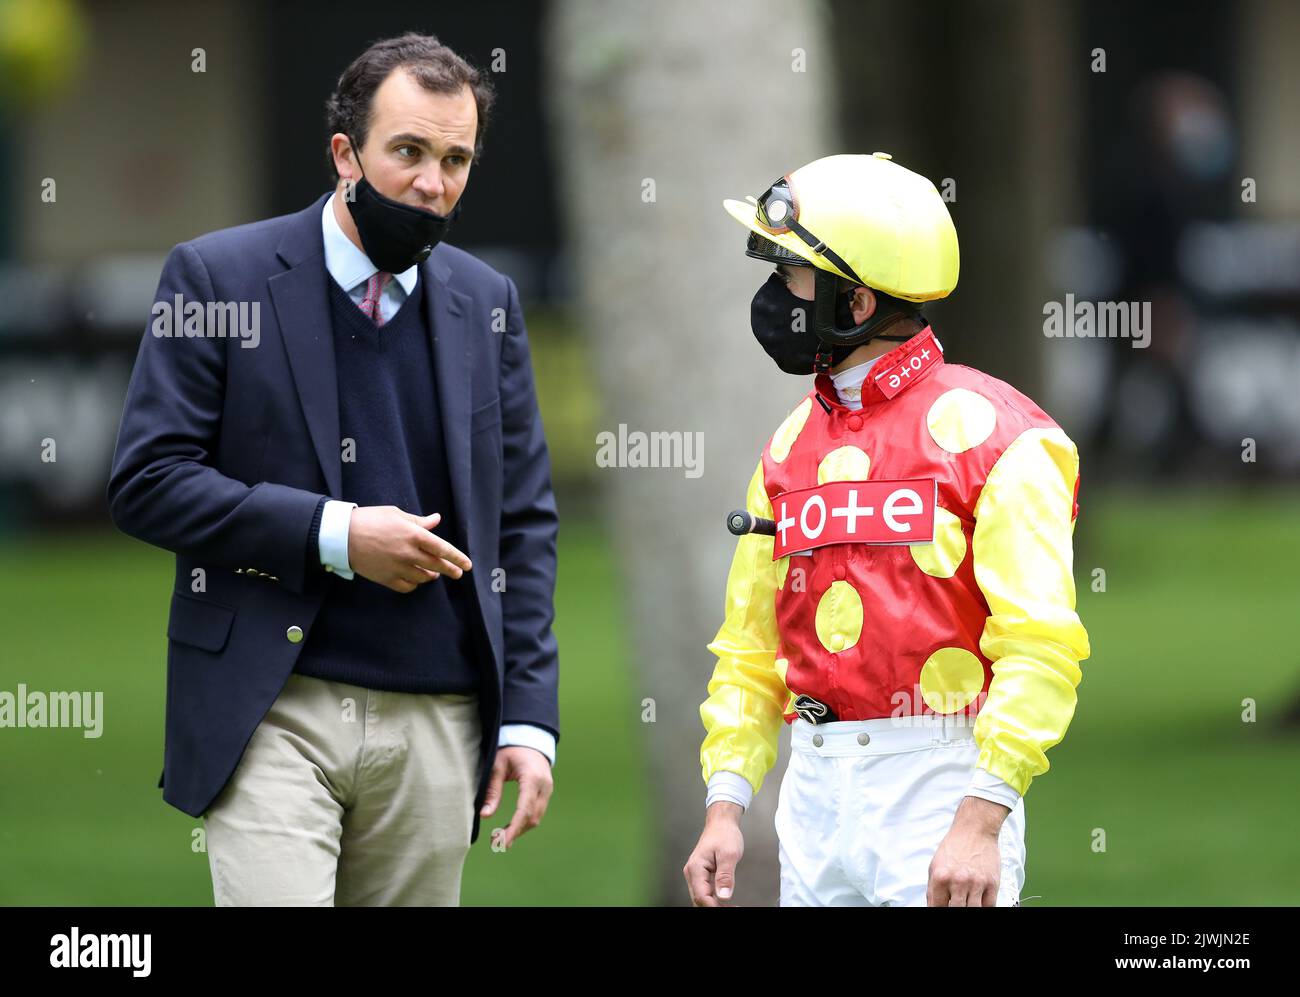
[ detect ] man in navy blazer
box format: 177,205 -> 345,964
106,34 -> 559,905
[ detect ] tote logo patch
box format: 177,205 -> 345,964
873,332 -> 942,398
772,479 -> 937,558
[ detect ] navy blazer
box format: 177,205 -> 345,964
106,191 -> 560,844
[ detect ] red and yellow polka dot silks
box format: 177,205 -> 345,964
700,326 -> 1090,798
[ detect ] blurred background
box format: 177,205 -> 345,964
0,0 -> 1297,906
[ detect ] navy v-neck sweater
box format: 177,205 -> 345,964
294,274 -> 481,694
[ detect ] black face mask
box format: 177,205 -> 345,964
750,272 -> 858,375
344,138 -> 461,274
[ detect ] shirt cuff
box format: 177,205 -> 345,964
498,723 -> 556,766
706,770 -> 754,812
965,765 -> 1022,811
318,500 -> 357,579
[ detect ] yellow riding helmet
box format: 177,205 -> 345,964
722,152 -> 959,302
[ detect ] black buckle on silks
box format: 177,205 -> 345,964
793,694 -> 838,725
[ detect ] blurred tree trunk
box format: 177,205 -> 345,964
546,0 -> 835,906
830,0 -> 1076,398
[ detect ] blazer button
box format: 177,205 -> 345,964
812,734 -> 824,747
857,732 -> 871,745
286,625 -> 304,644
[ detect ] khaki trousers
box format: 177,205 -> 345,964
202,672 -> 482,906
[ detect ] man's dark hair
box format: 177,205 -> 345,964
324,32 -> 496,184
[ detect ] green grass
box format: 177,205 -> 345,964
0,517 -> 650,905
461,517 -> 652,906
0,487 -> 1296,905
1022,485 -> 1300,905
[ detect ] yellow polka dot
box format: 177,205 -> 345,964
919,647 -> 986,713
814,580 -> 863,653
926,388 -> 997,453
817,445 -> 871,484
769,397 -> 813,463
776,556 -> 790,589
909,506 -> 967,578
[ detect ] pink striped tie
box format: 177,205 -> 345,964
358,271 -> 393,326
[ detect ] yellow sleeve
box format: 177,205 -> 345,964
699,458 -> 788,796
970,427 -> 1091,797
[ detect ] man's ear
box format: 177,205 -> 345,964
331,134 -> 357,182
849,286 -> 877,325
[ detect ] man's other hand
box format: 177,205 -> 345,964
347,506 -> 472,593
927,795 -> 1009,907
479,746 -> 553,849
684,803 -> 745,906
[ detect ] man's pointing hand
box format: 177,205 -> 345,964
347,505 -> 472,593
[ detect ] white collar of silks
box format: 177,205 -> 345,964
829,355 -> 884,410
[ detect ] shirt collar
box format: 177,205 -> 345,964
321,191 -> 419,296
828,354 -> 885,409
814,325 -> 945,410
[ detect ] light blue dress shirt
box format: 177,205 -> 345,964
315,193 -> 555,767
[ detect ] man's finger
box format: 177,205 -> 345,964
411,530 -> 472,572
479,760 -> 506,819
501,775 -> 544,847
401,511 -> 472,571
398,566 -> 439,586
410,556 -> 465,579
980,871 -> 1000,907
713,847 -> 739,902
946,876 -> 971,907
684,858 -> 720,907
927,870 -> 949,908
400,510 -> 441,528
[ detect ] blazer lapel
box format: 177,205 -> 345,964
422,253 -> 475,551
269,192 -> 342,497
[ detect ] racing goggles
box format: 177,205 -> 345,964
753,175 -> 866,286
